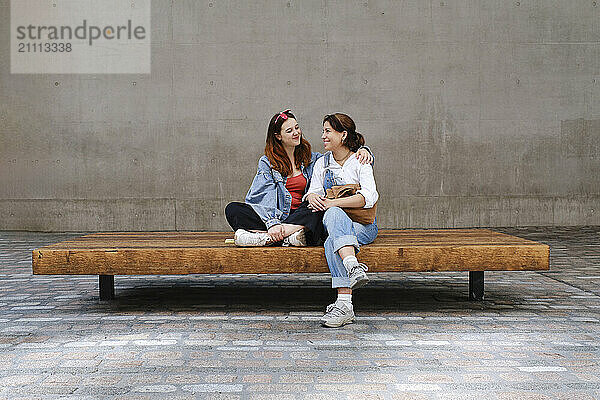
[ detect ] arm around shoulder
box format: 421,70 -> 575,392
357,163 -> 379,208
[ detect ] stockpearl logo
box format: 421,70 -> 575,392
11,0 -> 151,74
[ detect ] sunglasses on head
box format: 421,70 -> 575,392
275,109 -> 292,124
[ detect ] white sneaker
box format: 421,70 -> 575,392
286,228 -> 307,247
233,229 -> 273,247
320,301 -> 355,328
349,263 -> 369,290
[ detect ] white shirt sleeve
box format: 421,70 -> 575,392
356,163 -> 379,208
303,157 -> 326,201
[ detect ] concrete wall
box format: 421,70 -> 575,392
1,0 -> 599,231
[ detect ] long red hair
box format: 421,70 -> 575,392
265,110 -> 312,177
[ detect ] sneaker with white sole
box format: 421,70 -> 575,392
286,228 -> 307,247
234,229 -> 273,247
320,301 -> 355,328
349,263 -> 369,289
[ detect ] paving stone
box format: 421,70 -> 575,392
133,385 -> 177,393
391,393 -> 432,400
181,384 -> 243,393
0,227 -> 599,397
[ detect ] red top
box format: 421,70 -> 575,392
286,173 -> 307,210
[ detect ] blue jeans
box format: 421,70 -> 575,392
322,207 -> 378,288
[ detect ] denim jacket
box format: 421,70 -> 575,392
245,152 -> 322,229
244,147 -> 372,229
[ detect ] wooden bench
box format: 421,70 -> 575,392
32,229 -> 549,301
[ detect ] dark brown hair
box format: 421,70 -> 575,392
265,110 -> 312,177
323,113 -> 365,152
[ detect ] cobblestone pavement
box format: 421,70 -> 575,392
0,226 -> 599,399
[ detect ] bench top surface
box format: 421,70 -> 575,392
32,229 -> 549,274
37,229 -> 545,250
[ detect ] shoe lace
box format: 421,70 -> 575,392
355,263 -> 368,272
251,234 -> 266,245
288,229 -> 306,246
325,303 -> 346,318
250,232 -> 272,246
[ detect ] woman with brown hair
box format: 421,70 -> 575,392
225,109 -> 373,247
305,113 -> 379,327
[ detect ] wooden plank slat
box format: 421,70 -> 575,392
36,229 -> 543,249
32,229 -> 549,275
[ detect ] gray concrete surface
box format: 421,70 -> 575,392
0,1 -> 599,231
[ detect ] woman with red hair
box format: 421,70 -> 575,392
225,109 -> 372,247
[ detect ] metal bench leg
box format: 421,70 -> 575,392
469,271 -> 484,301
99,275 -> 115,300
